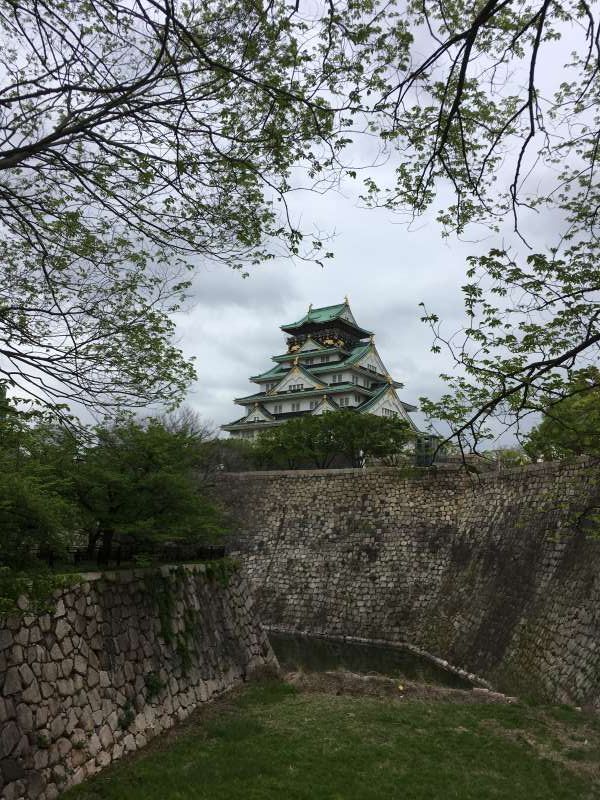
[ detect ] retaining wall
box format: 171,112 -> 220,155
217,461 -> 600,705
0,564 -> 276,799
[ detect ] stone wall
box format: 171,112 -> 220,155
0,564 -> 276,800
217,461 -> 600,706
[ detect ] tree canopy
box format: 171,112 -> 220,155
0,397 -> 78,571
0,0 -> 403,413
524,369 -> 600,461
74,416 -> 224,561
2,1 -> 599,441
254,412 -> 413,469
359,0 -> 600,451
0,399 -> 224,583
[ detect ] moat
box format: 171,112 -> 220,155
268,631 -> 475,690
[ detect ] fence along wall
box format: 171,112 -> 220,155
0,564 -> 276,800
217,461 -> 600,706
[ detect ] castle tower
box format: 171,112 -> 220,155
221,300 -> 417,438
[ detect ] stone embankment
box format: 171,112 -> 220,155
0,564 -> 276,800
217,460 -> 600,706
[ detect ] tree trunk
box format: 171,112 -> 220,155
86,527 -> 101,560
97,528 -> 114,566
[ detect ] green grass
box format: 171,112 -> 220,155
64,681 -> 600,800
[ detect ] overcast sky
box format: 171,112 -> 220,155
172,20 -> 578,440
174,173 -> 505,435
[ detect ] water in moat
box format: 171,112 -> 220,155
268,632 -> 475,690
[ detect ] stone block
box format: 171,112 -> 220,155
18,663 -> 34,686
22,678 -> 41,704
50,715 -> 66,740
0,629 -> 12,651
87,733 -> 101,757
15,704 -> 33,732
0,721 -> 21,758
2,667 -> 21,695
42,663 -> 58,683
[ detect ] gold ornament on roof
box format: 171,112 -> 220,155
294,356 -> 299,366
308,303 -> 313,311
370,334 -> 375,343
344,295 -> 349,304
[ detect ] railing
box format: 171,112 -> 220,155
40,540 -> 227,571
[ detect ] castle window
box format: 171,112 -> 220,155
289,383 -> 303,391
309,400 -> 318,410
320,355 -> 328,363
382,407 -> 397,417
339,396 -> 350,407
273,404 -> 283,414
291,401 -> 301,412
331,374 -> 344,384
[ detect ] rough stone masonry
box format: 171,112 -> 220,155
0,564 -> 276,800
217,459 -> 600,706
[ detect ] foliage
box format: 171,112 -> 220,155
63,682 -> 600,800
342,1 -> 600,451
74,416 -> 225,557
481,447 -> 531,468
0,567 -> 78,615
118,701 -> 136,731
254,412 -> 413,469
0,0 -> 412,414
0,391 -> 79,571
524,370 -> 600,461
197,438 -> 258,475
204,557 -> 240,588
419,248 -> 600,453
144,673 -> 165,702
0,394 -> 228,610
3,0 -> 598,439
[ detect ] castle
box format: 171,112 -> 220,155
221,300 -> 417,438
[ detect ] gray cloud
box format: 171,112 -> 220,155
174,143 -> 561,438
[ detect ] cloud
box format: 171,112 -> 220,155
174,127 -> 564,439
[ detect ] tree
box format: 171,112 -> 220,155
0,395 -> 79,571
355,1 -> 600,452
0,0 -> 405,413
254,412 -> 413,469
254,415 -> 341,469
74,416 -> 223,560
524,369 -> 600,461
5,1 -> 598,435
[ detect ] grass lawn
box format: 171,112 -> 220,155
64,681 -> 600,800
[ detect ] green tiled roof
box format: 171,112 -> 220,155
281,302 -> 373,335
356,384 -> 390,413
357,385 -> 418,417
250,364 -> 286,381
235,382 -> 373,404
281,302 -> 346,330
338,342 -> 371,365
251,344 -> 388,384
221,417 -> 279,430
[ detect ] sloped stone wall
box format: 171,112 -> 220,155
0,564 -> 276,800
217,461 -> 600,705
